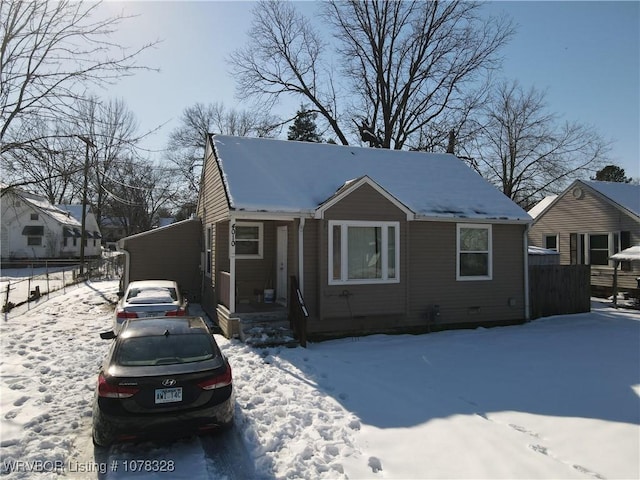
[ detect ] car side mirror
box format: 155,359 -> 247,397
117,291 -> 124,298
100,331 -> 116,340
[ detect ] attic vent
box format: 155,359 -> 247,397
572,187 -> 584,200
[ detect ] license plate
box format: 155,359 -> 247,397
155,387 -> 182,404
143,311 -> 163,318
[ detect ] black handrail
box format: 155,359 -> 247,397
289,276 -> 309,347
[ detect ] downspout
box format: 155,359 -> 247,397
298,217 -> 305,297
120,247 -> 130,292
524,223 -> 530,321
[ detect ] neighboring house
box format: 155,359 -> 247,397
195,135 -> 532,339
1,188 -> 101,259
57,204 -> 102,255
100,217 -> 128,246
528,179 -> 640,294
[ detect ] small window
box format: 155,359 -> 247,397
232,222 -> 263,259
457,224 -> 492,280
544,235 -> 558,251
30,213 -> 39,220
27,236 -> 42,246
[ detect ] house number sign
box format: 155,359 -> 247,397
230,224 -> 236,247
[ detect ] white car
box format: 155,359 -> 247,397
114,280 -> 188,331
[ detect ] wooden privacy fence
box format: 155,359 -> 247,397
529,265 -> 591,319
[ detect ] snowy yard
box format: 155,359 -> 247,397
0,280 -> 638,479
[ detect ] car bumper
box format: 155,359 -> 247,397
92,393 -> 234,446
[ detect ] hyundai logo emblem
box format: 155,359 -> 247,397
162,379 -> 177,387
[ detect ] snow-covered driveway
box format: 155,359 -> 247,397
1,280 -> 638,479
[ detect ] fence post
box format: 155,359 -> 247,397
3,281 -> 10,317
46,260 -> 50,299
27,276 -> 31,310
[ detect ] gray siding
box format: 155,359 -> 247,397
408,222 -> 527,327
198,145 -> 232,316
309,183 -> 410,336
301,181 -> 528,337
123,219 -> 202,301
528,187 -> 640,290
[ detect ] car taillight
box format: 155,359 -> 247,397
97,373 -> 139,398
197,365 -> 232,390
165,307 -> 187,317
116,310 -> 138,319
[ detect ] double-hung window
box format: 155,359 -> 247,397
329,221 -> 399,284
232,222 -> 263,259
457,224 -> 492,280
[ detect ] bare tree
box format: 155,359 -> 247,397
102,156 -> 177,236
230,0 -> 513,149
2,120 -> 82,203
68,96 -> 144,229
0,0 -> 157,155
469,80 -> 610,208
165,102 -> 280,203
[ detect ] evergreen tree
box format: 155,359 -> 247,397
288,106 -> 322,142
593,165 -> 632,183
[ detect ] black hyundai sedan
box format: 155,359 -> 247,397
92,317 -> 234,447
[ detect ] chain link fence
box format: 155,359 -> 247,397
1,254 -> 124,314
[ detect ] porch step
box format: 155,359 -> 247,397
241,323 -> 299,348
239,314 -> 298,348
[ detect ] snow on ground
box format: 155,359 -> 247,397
0,280 -> 638,479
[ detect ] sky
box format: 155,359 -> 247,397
99,1 -> 639,180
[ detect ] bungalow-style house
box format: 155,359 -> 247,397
197,135 -> 532,340
0,186 -> 102,260
528,179 -> 640,295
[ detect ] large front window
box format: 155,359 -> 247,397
329,221 -> 399,284
457,224 -> 492,280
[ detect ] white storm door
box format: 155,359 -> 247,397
276,226 -> 288,306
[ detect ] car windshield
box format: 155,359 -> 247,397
116,334 -> 215,366
126,287 -> 178,304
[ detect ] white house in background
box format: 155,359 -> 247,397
56,204 -> 102,254
0,187 -> 102,260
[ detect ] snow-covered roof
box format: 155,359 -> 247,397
584,180 -> 640,217
211,135 -> 530,222
528,195 -> 558,219
19,195 -> 80,226
610,245 -> 640,262
528,246 -> 560,256
56,204 -> 90,223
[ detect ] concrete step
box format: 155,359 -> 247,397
241,324 -> 299,348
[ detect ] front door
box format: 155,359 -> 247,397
276,226 -> 288,306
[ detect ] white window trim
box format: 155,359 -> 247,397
231,221 -> 263,259
587,232 -> 614,267
456,223 -> 493,281
544,234 -> 559,252
328,220 -> 400,285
